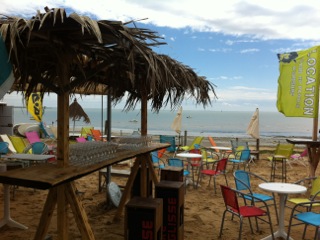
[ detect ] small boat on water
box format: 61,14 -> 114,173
129,119 -> 138,123
186,116 -> 192,119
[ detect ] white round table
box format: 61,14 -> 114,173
176,153 -> 202,159
0,163 -> 28,229
209,146 -> 231,151
208,146 -> 232,158
259,182 -> 307,240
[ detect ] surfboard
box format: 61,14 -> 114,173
17,123 -> 40,137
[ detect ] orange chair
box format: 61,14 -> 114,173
208,136 -> 220,154
90,129 -> 106,141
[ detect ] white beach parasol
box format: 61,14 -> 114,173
171,106 -> 183,134
247,108 -> 259,139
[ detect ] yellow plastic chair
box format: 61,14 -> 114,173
9,135 -> 29,153
179,136 -> 203,151
268,143 -> 294,182
287,176 -> 320,209
201,148 -> 219,169
80,126 -> 94,139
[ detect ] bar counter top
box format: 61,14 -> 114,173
0,143 -> 169,190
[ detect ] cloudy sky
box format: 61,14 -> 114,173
2,0 -> 320,112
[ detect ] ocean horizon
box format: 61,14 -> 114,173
12,107 -> 317,139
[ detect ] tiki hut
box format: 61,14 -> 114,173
0,7 -> 217,239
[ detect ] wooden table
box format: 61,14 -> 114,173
0,143 -> 169,239
259,182 -> 307,240
286,138 -> 320,176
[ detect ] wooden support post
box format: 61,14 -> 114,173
57,91 -> 69,168
140,158 -> 147,197
66,183 -> 95,240
34,188 -> 57,240
113,153 -> 160,221
113,158 -> 141,222
56,83 -> 70,239
57,185 -> 68,239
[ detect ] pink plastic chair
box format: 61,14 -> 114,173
290,148 -> 308,166
25,131 -> 41,144
76,137 -> 87,143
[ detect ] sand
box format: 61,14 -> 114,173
0,137 -> 318,240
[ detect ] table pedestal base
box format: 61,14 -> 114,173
0,185 -> 28,229
261,230 -> 293,240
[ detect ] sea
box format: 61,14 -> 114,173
12,107 -> 317,139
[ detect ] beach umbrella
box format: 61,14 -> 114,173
171,106 -> 183,134
247,108 -> 259,139
171,106 -> 183,145
69,98 -> 91,134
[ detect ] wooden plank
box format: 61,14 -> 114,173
57,90 -> 69,167
113,158 -> 141,222
34,187 -> 57,240
0,143 -> 169,189
66,183 -> 95,240
57,184 -> 68,239
140,157 -> 147,197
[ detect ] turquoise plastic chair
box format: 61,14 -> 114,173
151,150 -> 166,175
287,197 -> 320,239
229,149 -> 251,171
31,142 -> 49,155
0,142 -> 9,158
159,135 -> 176,152
234,170 -> 278,224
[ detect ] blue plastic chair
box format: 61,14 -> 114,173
233,170 -> 278,224
287,198 -> 320,239
31,142 -> 49,155
229,149 -> 251,171
0,142 -> 9,158
159,135 -> 176,153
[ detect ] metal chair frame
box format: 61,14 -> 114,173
219,185 -> 275,240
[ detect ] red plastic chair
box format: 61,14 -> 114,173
219,185 -> 274,240
197,157 -> 228,193
188,148 -> 202,187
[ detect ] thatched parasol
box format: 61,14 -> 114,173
69,98 -> 91,134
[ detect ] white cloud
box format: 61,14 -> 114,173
217,86 -> 276,102
3,0 -> 320,41
239,48 -> 260,54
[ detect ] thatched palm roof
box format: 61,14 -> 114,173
0,7 -> 216,112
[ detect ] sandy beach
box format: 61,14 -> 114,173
0,136 -> 317,239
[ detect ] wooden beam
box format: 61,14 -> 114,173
66,183 -> 95,240
34,188 -> 57,240
57,185 -> 68,239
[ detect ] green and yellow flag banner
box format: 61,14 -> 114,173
277,46 -> 320,118
27,93 -> 43,122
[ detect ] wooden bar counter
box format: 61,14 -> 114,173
0,143 -> 169,240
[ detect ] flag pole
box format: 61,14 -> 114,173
313,92 -> 320,141
313,115 -> 318,141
